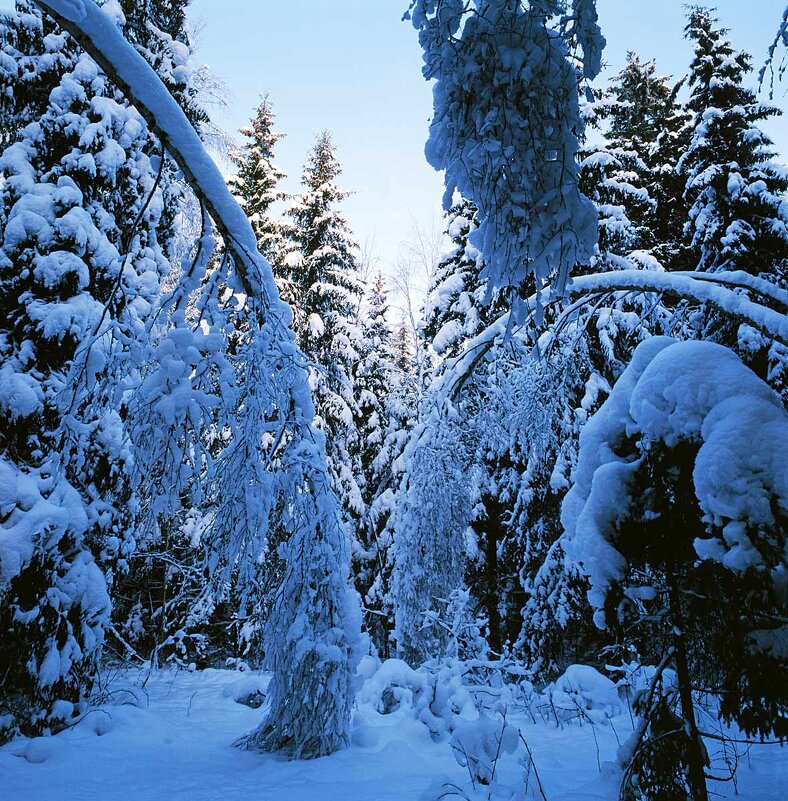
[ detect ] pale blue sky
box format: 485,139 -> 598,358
184,0 -> 787,272
3,1 -> 787,275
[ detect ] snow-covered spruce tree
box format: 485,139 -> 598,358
421,199 -> 502,361
230,96 -> 288,275
597,52 -> 692,272
604,52 -> 693,272
352,272 -> 398,643
562,337 -> 787,801
0,9 -> 169,737
577,136 -> 656,271
407,0 -> 602,305
282,131 -> 364,556
35,0 -> 361,758
679,7 -> 788,388
0,1 -> 78,149
681,8 -> 788,280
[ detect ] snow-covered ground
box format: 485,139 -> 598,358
1,666 -> 784,801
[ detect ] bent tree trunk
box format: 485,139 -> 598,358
35,0 -> 359,759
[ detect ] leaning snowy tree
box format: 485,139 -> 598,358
20,0 -> 361,759
392,0 -> 604,666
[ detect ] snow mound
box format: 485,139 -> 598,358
221,675 -> 270,709
546,665 -> 622,722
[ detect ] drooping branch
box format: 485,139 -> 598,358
34,0 -> 292,334
569,271 -> 788,343
437,269 -> 788,401
34,0 -> 359,759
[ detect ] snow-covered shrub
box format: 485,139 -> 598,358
419,587 -> 488,663
357,657 -> 476,741
222,674 -> 269,709
544,664 -> 622,723
450,711 -> 518,785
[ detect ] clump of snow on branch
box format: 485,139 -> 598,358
562,337 -> 788,624
407,0 -> 600,309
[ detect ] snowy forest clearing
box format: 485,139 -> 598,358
1,665 -> 783,801
1,1 -> 786,799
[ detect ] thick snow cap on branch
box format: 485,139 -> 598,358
561,338 -> 788,625
408,0 -> 599,312
34,0 -> 296,334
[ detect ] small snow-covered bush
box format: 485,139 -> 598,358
356,658 -> 476,740
545,664 -> 622,723
450,711 -> 518,785
222,675 -> 269,709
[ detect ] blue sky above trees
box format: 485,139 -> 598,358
2,0 -> 783,270
184,0 -> 787,271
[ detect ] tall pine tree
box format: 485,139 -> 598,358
230,96 -> 287,274
283,131 -> 364,556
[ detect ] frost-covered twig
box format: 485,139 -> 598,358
518,730 -> 549,801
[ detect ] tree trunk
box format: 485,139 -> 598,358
668,572 -> 709,801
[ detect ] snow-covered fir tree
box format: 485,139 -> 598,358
0,4 -> 169,738
230,96 -> 288,274
680,7 -> 788,281
421,199 -> 497,361
679,7 -> 788,388
604,51 -> 693,271
562,337 -> 788,801
282,131 -> 364,553
353,273 -> 396,633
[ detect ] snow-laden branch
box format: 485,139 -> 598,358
34,0 -> 294,338
569,271 -> 788,341
34,0 -> 359,759
436,268 -> 788,400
